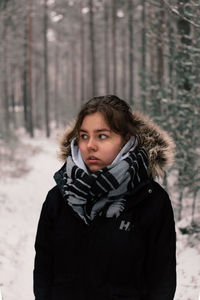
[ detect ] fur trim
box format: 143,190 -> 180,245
132,111 -> 175,178
58,111 -> 175,178
57,119 -> 76,161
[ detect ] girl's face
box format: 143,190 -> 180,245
78,112 -> 125,172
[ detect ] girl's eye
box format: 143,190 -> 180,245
80,134 -> 88,140
99,134 -> 107,140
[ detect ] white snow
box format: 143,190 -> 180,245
175,222 -> 200,300
0,134 -> 200,300
0,134 -> 61,300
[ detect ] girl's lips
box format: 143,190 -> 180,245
87,156 -> 100,163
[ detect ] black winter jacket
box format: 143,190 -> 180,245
33,179 -> 176,300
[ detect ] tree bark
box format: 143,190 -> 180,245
34,69 -> 42,129
121,20 -> 127,100
23,22 -> 28,132
178,189 -> 183,221
141,0 -> 146,111
27,0 -> 34,137
89,0 -> 97,96
128,0 -> 134,105
167,15 -> 174,100
104,0 -> 110,94
191,190 -> 197,223
112,0 -> 117,94
44,0 -> 50,137
54,36 -> 60,128
149,4 -> 156,102
80,1 -> 85,103
10,64 -> 17,129
71,41 -> 77,107
177,0 -> 192,91
176,0 -> 192,206
2,2 -> 10,139
157,3 -> 165,89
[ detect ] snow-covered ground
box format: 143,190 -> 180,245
0,134 -> 200,300
0,134 -> 61,300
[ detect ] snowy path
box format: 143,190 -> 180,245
175,230 -> 200,300
0,136 -> 199,300
0,136 -> 61,300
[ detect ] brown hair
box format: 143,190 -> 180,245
61,95 -> 142,157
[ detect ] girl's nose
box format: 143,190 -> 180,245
87,138 -> 97,151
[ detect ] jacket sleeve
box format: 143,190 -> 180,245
33,189 -> 58,300
142,190 -> 176,300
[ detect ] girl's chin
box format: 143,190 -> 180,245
85,163 -> 104,172
84,160 -> 112,172
88,165 -> 102,172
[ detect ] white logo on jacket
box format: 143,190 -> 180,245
119,220 -> 133,231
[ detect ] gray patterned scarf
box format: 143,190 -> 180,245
54,147 -> 148,225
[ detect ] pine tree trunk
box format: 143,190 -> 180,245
176,0 -> 192,202
128,0 -> 134,105
89,0 -> 96,96
141,0 -> 146,111
167,15 -> 174,100
2,2 -> 10,139
112,0 -> 117,94
156,1 -> 165,116
177,0 -> 192,91
157,5 -> 164,88
104,1 -> 110,94
121,20 -> 127,100
71,41 -> 77,107
27,0 -> 34,137
191,190 -> 197,223
54,39 -> 59,128
11,64 -> 17,129
44,0 -> 50,137
178,190 -> 183,221
149,4 -> 155,102
34,70 -> 41,129
80,2 -> 85,103
23,23 -> 28,132
65,58 -> 70,107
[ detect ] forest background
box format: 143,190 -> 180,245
0,0 -> 200,299
1,0 -> 200,226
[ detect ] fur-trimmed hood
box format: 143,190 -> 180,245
57,111 -> 175,178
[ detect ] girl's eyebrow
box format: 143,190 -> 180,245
79,128 -> 111,133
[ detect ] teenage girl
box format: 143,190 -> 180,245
34,95 -> 176,300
